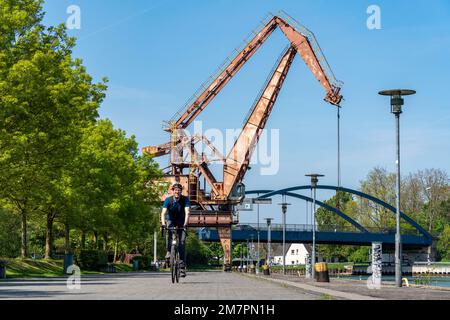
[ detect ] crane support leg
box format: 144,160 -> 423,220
218,227 -> 232,271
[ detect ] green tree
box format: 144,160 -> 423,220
0,0 -> 106,258
348,247 -> 370,263
437,225 -> 450,261
358,167 -> 397,229
207,242 -> 224,266
186,232 -> 210,266
69,120 -> 161,255
0,207 -> 21,257
315,192 -> 359,262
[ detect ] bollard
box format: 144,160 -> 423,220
63,253 -> 74,274
0,265 -> 6,279
315,262 -> 330,282
262,265 -> 270,276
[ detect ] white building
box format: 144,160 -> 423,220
271,243 -> 323,266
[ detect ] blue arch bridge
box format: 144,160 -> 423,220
198,185 -> 433,249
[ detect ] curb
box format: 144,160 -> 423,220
238,272 -> 383,300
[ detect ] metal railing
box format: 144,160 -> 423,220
235,223 -> 422,235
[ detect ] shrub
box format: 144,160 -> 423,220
77,250 -> 109,271
140,256 -> 152,270
97,251 -> 108,269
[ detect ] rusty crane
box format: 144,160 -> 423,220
143,11 -> 343,270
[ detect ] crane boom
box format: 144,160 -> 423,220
275,16 -> 341,105
163,13 -> 342,133
223,46 -> 296,196
168,17 -> 278,130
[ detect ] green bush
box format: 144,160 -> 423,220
77,250 -> 109,271
98,251 -> 108,269
186,233 -> 209,265
130,255 -> 152,270
140,255 -> 152,270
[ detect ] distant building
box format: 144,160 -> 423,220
270,243 -> 323,266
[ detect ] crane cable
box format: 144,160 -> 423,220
336,106 -> 341,211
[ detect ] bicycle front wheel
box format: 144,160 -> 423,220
170,246 -> 176,284
175,251 -> 180,283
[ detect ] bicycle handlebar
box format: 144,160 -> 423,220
160,225 -> 187,238
164,226 -> 187,231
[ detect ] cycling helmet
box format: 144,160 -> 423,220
171,183 -> 183,190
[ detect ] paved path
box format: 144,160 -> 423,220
4,271 -> 447,300
251,272 -> 450,300
0,271 -> 324,300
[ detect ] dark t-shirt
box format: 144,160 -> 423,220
163,195 -> 190,224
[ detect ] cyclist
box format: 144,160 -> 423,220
161,183 -> 190,276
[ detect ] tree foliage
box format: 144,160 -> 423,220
0,0 -> 162,261
315,167 -> 450,262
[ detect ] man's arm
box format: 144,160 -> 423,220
161,208 -> 168,227
184,207 -> 190,227
161,198 -> 169,226
184,197 -> 191,227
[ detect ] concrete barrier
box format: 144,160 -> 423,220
412,263 -> 450,275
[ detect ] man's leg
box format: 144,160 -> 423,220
165,221 -> 173,260
178,227 -> 187,275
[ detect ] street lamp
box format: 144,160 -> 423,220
278,195 -> 291,275
257,193 -> 260,274
265,218 -> 273,266
425,186 -> 432,265
379,89 -> 416,287
250,235 -> 254,268
306,173 -> 324,281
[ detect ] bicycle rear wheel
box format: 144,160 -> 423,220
170,246 -> 176,283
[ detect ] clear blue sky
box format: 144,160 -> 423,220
42,1 -> 450,224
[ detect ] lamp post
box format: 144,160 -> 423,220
278,195 -> 291,275
425,186 -> 432,265
379,89 -> 416,287
257,193 -> 260,273
265,218 -> 273,266
250,235 -> 254,269
305,173 -> 324,281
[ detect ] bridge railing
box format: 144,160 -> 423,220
235,223 -> 422,235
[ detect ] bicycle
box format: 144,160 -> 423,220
163,226 -> 186,283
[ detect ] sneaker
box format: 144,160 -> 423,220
180,262 -> 186,277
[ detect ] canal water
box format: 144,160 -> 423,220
332,275 -> 450,288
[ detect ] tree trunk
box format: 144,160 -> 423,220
21,210 -> 28,258
93,230 -> 98,249
64,222 -> 70,254
81,230 -> 86,249
44,214 -> 54,259
113,237 -> 119,262
103,233 -> 108,251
